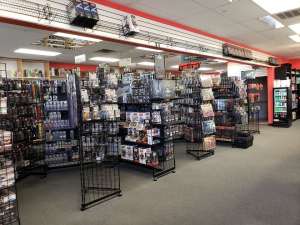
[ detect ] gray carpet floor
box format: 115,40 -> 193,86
18,122 -> 300,225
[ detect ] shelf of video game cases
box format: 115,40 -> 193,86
0,63 -> 20,225
118,72 -> 176,180
0,74 -> 46,179
213,76 -> 249,143
178,71 -> 216,160
43,76 -> 80,170
78,65 -> 121,210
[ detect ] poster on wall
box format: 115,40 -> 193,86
155,54 -> 166,79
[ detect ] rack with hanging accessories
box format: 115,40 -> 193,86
179,71 -> 216,160
43,74 -> 80,170
1,77 -> 46,179
0,62 -> 20,225
245,77 -> 263,134
78,65 -> 121,211
119,71 -> 176,180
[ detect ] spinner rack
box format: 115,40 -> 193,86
43,76 -> 80,171
180,71 -> 216,160
119,72 -> 176,180
78,66 -> 121,211
0,62 -> 21,225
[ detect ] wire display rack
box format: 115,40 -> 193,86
0,63 -> 20,225
119,72 -> 176,180
78,66 -> 121,211
180,71 -> 216,160
43,76 -> 80,170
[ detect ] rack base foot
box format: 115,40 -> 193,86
186,150 -> 214,160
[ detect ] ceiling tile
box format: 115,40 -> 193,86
215,0 -> 268,22
192,0 -> 234,9
134,0 -> 208,20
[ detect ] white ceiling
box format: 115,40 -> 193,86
111,0 -> 300,58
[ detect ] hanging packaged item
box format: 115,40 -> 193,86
122,15 -> 140,36
67,0 -> 99,29
203,136 -> 216,151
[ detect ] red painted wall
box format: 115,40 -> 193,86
49,62 -> 97,72
267,67 -> 275,124
289,59 -> 300,69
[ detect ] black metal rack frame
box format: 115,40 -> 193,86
78,66 -> 121,211
0,62 -> 21,225
180,72 -> 216,160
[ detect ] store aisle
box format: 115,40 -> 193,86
18,122 -> 300,225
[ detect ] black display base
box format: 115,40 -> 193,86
81,189 -> 122,211
186,149 -> 215,160
121,159 -> 176,181
272,122 -> 292,128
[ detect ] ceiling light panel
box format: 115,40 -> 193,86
137,62 -> 155,66
54,32 -> 102,42
198,67 -> 213,71
260,15 -> 284,29
136,47 -> 163,53
89,57 -> 120,62
289,23 -> 300,34
14,48 -> 61,56
252,0 -> 300,14
289,35 -> 300,42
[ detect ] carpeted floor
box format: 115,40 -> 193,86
18,122 -> 300,225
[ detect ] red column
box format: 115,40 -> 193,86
267,67 -> 275,125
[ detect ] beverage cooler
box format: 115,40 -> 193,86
273,87 -> 292,127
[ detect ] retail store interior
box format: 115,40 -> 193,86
0,1 -> 300,225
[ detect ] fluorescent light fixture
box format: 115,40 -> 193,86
14,48 -> 61,56
137,61 -> 155,66
289,35 -> 300,43
198,67 -> 213,71
54,32 -> 102,42
289,23 -> 300,34
136,46 -> 163,53
260,15 -> 284,29
89,57 -> 120,62
170,65 -> 179,69
252,0 -> 300,14
214,59 -> 228,63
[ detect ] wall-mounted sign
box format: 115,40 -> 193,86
179,62 -> 201,71
223,44 -> 253,60
119,58 -> 132,67
75,54 -> 86,64
241,70 -> 256,80
155,54 -> 166,79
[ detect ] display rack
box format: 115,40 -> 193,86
245,78 -> 262,134
78,66 -> 121,210
213,76 -> 249,143
119,72 -> 176,180
43,76 -> 79,170
180,71 -> 216,160
273,87 -> 292,127
291,70 -> 298,121
0,63 -> 20,225
0,76 -> 46,179
296,70 -> 300,119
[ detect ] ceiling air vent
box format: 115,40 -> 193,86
95,49 -> 116,54
276,8 -> 300,20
